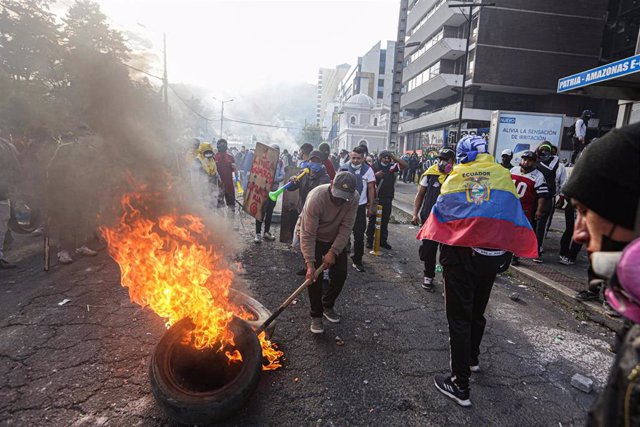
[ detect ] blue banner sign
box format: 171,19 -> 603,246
558,54 -> 640,93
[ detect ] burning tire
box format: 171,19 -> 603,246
149,317 -> 262,425
228,288 -> 275,338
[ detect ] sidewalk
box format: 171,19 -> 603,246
392,180 -> 622,330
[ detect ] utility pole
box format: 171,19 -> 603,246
448,2 -> 495,144
212,97 -> 234,139
163,32 -> 169,117
387,0 -> 409,152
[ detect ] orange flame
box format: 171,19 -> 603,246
259,332 -> 284,371
100,189 -> 236,353
225,349 -> 243,364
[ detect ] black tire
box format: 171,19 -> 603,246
149,317 -> 262,425
228,288 -> 276,339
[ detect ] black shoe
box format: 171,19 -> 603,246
574,290 -> 599,302
296,268 -> 306,276
422,276 -> 435,292
380,242 -> 392,250
352,262 -> 365,272
434,374 -> 471,407
0,259 -> 16,269
365,241 -> 373,249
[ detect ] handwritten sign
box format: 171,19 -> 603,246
244,142 -> 279,221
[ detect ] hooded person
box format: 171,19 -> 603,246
287,150 -> 331,214
411,147 -> 455,291
417,135 -> 537,407
214,139 -> 236,210
558,122 -> 640,426
318,142 -> 336,180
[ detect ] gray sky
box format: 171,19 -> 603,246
91,0 -> 400,92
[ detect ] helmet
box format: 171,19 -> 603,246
437,148 -> 455,161
456,135 -> 487,164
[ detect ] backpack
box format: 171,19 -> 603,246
567,121 -> 577,139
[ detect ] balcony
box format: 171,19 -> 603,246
398,104 -> 492,133
406,6 -> 467,54
407,0 -> 438,31
401,73 -> 462,110
403,38 -> 466,83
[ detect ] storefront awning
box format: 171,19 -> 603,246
557,54 -> 640,101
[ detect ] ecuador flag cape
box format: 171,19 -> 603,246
416,153 -> 538,258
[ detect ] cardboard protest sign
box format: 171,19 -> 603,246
243,142 -> 279,221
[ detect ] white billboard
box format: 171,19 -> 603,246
489,111 -> 565,164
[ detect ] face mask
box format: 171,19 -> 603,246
538,151 -> 550,162
437,160 -> 453,174
351,163 -> 362,170
307,162 -> 323,173
218,145 -> 227,153
601,225 -> 630,252
204,152 -> 214,159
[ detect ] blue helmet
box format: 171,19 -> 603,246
456,135 -> 487,164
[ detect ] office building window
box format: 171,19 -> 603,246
407,61 -> 441,91
409,28 -> 444,64
408,0 -> 446,37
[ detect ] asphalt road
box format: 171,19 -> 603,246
0,217 -> 616,426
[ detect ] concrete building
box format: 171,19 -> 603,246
316,64 -> 350,128
333,93 -> 389,153
398,0 -> 616,153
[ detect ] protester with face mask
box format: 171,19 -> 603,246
298,172 -> 359,334
571,109 -> 593,165
417,135 -> 537,407
214,139 -> 236,210
411,148 -> 455,291
532,142 -> 559,262
557,122 -> 640,425
365,151 -> 407,250
510,150 -> 550,265
287,150 -> 332,216
341,146 -> 376,272
500,149 -> 513,169
318,142 -> 336,180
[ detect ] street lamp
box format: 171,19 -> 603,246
447,1 -> 495,143
212,96 -> 234,139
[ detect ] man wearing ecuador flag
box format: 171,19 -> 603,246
416,135 -> 537,407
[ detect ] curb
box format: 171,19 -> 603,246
508,265 -> 622,332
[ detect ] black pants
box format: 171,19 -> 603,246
256,198 -> 276,234
351,204 -> 367,264
419,239 -> 439,278
571,138 -> 587,164
217,183 -> 235,209
560,203 -> 582,261
307,241 -> 348,318
443,263 -> 496,389
408,168 -> 417,183
533,199 -> 552,256
366,198 -> 392,246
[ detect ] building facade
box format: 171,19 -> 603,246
333,93 -> 389,153
398,0 -> 616,153
316,64 -> 351,128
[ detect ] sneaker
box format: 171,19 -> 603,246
532,257 -> 543,263
310,317 -> 324,334
434,374 -> 471,407
253,233 -> 262,244
75,246 -> 97,256
422,276 -> 435,292
380,242 -> 392,250
574,290 -> 599,302
323,308 -> 341,323
558,256 -> 575,266
57,250 -> 73,265
470,364 -> 481,373
0,258 -> 16,269
263,231 -> 275,241
352,262 -> 365,272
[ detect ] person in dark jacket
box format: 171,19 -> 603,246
411,148 -> 455,291
532,142 -> 560,263
407,151 -> 420,183
561,122 -> 640,426
365,151 -> 407,250
287,150 -> 331,214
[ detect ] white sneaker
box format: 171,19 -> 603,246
57,250 -> 73,264
253,233 -> 262,244
310,318 -> 324,333
263,231 -> 275,241
75,246 -> 97,256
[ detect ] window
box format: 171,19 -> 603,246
407,0 -> 446,37
406,61 -> 441,91
373,117 -> 379,126
350,116 -> 356,125
377,90 -> 384,99
409,28 -> 444,64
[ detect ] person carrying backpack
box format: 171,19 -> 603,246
570,109 -> 593,164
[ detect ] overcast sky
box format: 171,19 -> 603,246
90,0 -> 400,93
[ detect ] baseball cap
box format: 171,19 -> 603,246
521,150 -> 537,160
501,149 -> 513,157
331,171 -> 357,201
